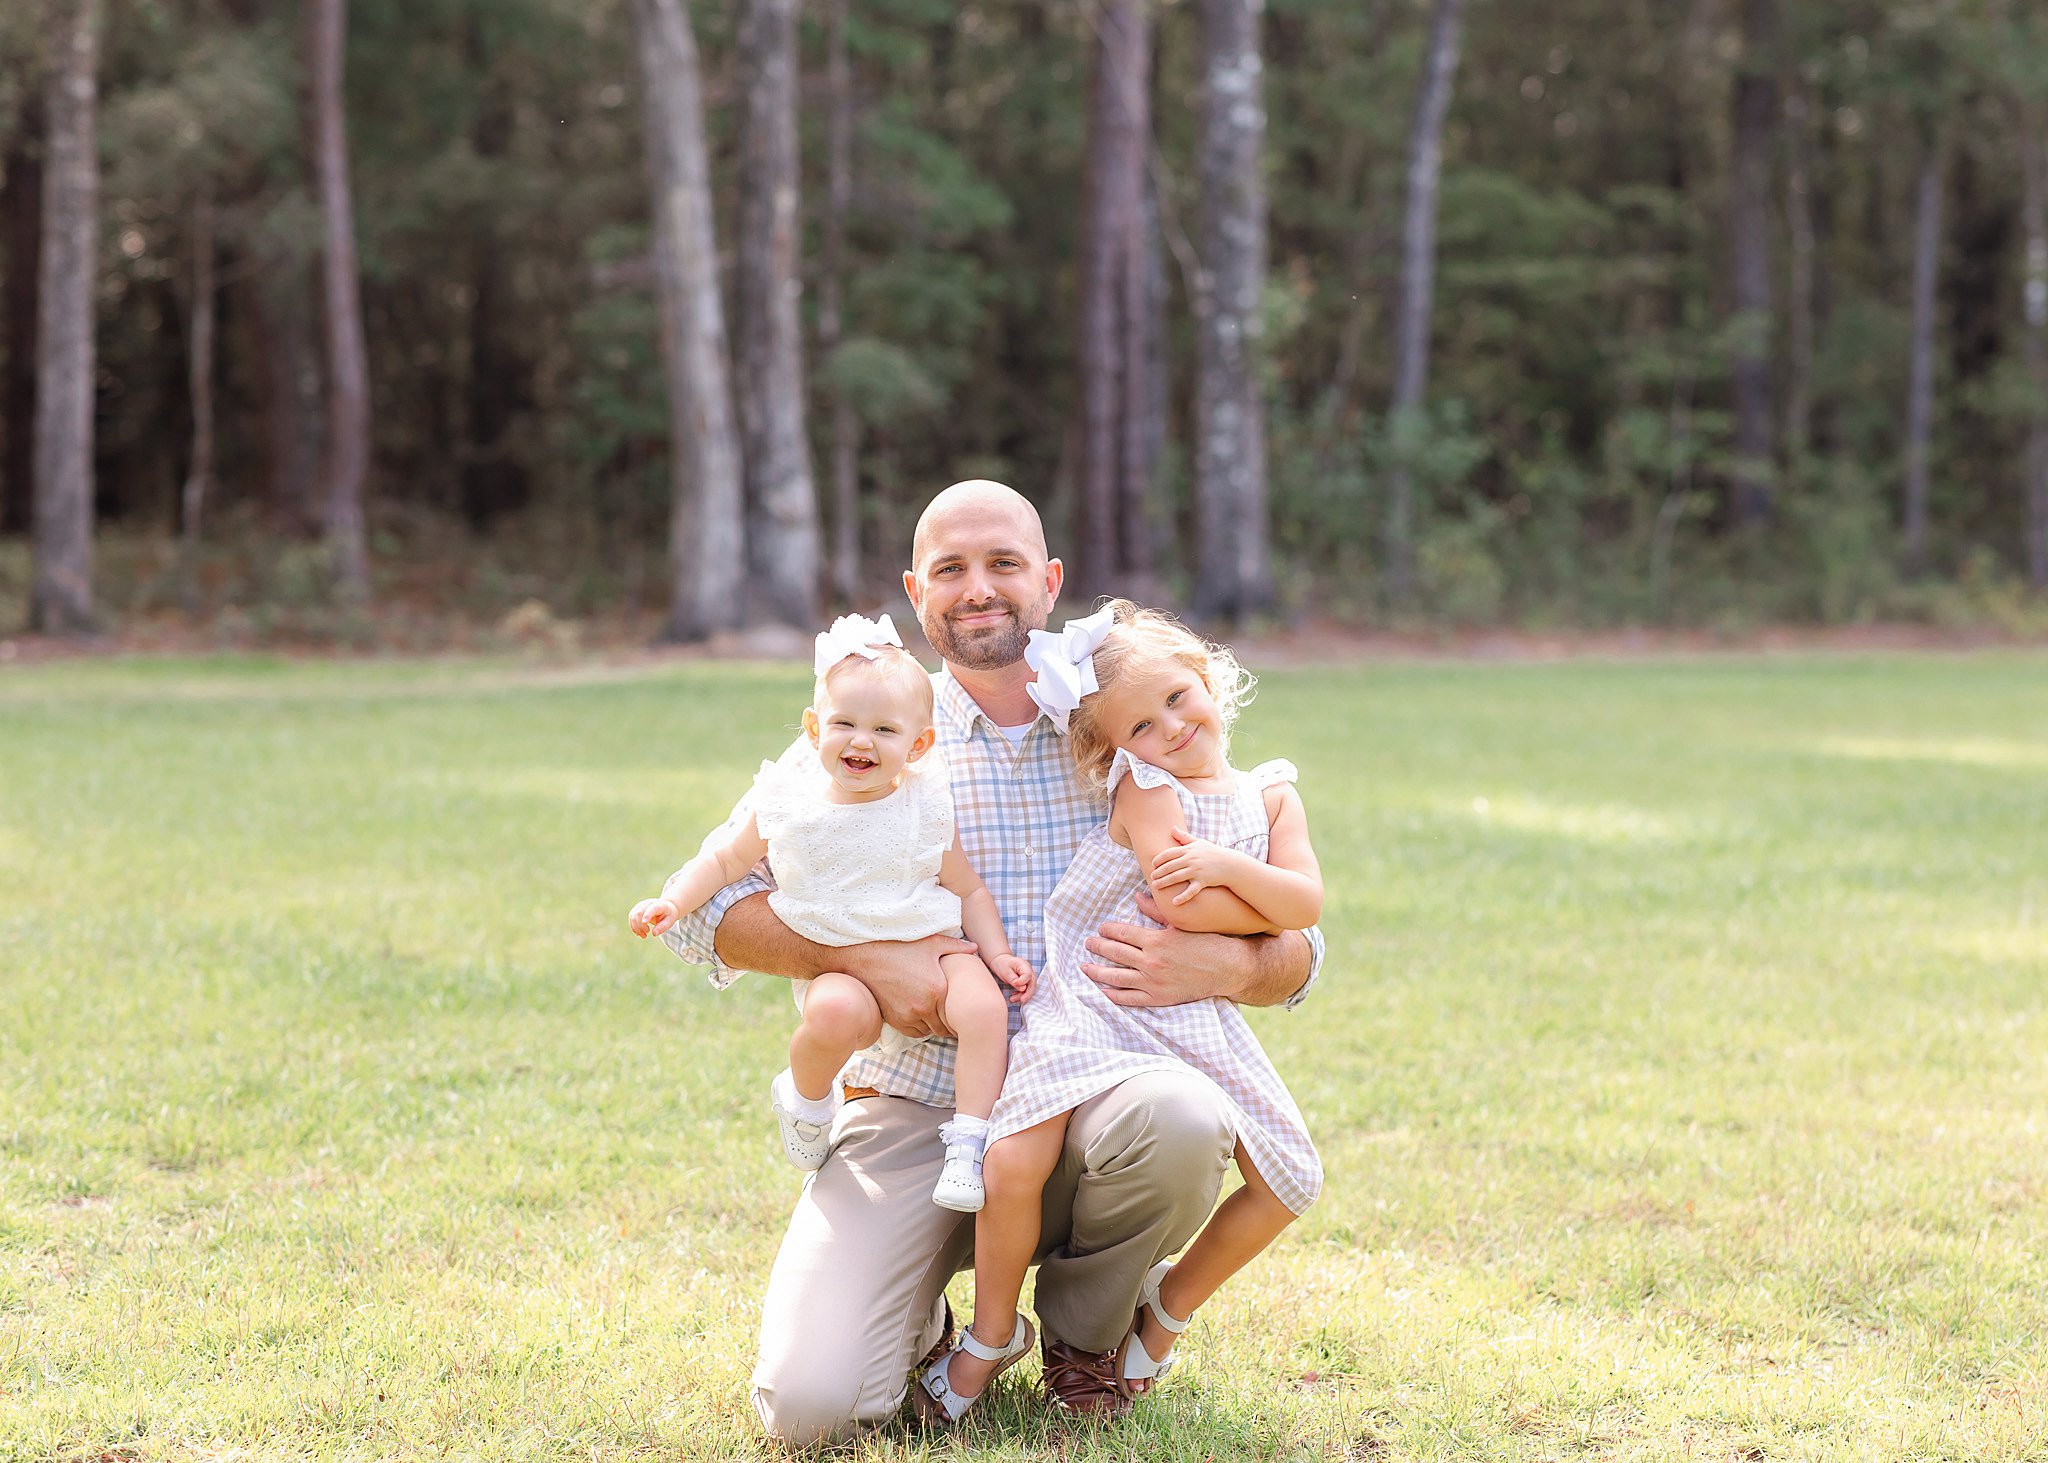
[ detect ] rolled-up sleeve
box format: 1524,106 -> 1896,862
658,866 -> 772,990
656,736 -> 804,989
1281,924 -> 1326,1011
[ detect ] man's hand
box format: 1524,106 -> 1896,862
628,897 -> 681,938
842,932 -> 979,1038
1080,891 -> 1246,1007
1081,891 -> 1313,1009
988,952 -> 1038,1004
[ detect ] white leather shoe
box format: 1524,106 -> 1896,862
930,1117 -> 987,1212
769,1069 -> 837,1171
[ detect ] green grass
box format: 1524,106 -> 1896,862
3,650 -> 2045,1461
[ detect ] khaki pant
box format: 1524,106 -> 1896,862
749,1070 -> 1235,1444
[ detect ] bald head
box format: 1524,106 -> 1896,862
910,480 -> 1047,576
903,479 -> 1062,672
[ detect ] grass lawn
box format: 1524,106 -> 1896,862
3,649 -> 2045,1461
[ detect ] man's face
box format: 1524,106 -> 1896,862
904,498 -> 1060,671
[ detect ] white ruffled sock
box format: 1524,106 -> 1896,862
775,1068 -> 840,1126
940,1113 -> 990,1157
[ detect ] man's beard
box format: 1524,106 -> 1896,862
921,598 -> 1039,670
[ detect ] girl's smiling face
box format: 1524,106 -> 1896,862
804,668 -> 935,798
1096,661 -> 1224,780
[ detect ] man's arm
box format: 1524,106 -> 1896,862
711,891 -> 975,1039
1079,891 -> 1322,1009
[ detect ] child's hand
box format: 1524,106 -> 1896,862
1150,830 -> 1248,906
628,897 -> 681,938
990,952 -> 1037,1003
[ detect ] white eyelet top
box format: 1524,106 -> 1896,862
752,753 -> 964,948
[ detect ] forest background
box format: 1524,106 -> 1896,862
4,0 -> 2048,648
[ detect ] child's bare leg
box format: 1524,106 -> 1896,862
790,971 -> 882,1101
939,951 -> 1011,1119
1137,1142 -> 1296,1371
944,1114 -> 1068,1396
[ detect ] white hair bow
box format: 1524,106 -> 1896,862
1024,605 -> 1118,733
813,612 -> 904,677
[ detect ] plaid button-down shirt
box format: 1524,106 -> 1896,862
661,670 -> 1323,1108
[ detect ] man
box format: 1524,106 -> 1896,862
662,480 -> 1321,1443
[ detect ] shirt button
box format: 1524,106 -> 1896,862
1024,846 -> 1035,859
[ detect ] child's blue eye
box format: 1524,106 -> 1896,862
1167,690 -> 1181,706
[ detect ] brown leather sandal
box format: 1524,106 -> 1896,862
1040,1336 -> 1132,1419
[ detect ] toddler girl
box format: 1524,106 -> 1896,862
628,613 -> 1034,1211
914,600 -> 1323,1420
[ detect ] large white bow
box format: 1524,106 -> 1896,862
1024,605 -> 1118,732
813,612 -> 904,677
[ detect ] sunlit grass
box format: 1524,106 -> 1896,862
3,650 -> 2046,1460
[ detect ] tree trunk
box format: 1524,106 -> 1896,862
461,29 -> 529,531
1385,0 -> 1463,608
2018,104 -> 2048,592
1191,0 -> 1273,623
1783,66 -> 1816,464
735,0 -> 820,627
29,0 -> 99,636
1308,0 -> 1391,464
1073,0 -> 1152,603
629,0 -> 746,642
179,189 -> 218,613
1117,156 -> 1157,594
247,250 -> 324,537
1,91 -> 41,539
1900,136 -> 1945,578
308,0 -> 371,601
1726,0 -> 1777,528
818,0 -> 861,607
1137,162 -> 1171,578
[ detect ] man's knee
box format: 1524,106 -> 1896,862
750,1363 -> 877,1446
1089,1069 -> 1234,1182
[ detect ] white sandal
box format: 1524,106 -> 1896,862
913,1311 -> 1035,1424
1117,1260 -> 1191,1398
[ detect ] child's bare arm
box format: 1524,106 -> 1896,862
1115,782 -> 1278,936
1148,785 -> 1321,929
1247,784 -> 1323,926
628,816 -> 769,937
939,836 -> 1036,1000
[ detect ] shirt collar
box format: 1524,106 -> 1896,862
934,669 -> 1061,742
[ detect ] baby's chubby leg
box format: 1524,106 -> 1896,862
938,951 -> 1012,1120
927,953 -> 1014,1213
791,971 -> 883,1102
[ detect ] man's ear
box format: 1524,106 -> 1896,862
1044,557 -> 1064,607
902,567 -> 923,614
802,707 -> 821,743
907,726 -> 938,763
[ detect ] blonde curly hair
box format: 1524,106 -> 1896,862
1064,599 -> 1256,791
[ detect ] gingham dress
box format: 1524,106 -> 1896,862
987,749 -> 1323,1215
